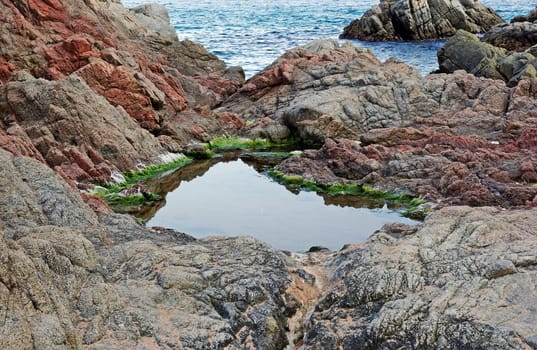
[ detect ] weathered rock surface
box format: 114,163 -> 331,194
482,22 -> 537,52
220,40 -> 537,206
1,71 -> 167,183
0,0 -> 244,185
340,0 -> 503,41
0,148 -> 296,349
221,39 -> 537,142
304,206 -> 537,349
438,30 -> 537,85
276,134 -> 537,207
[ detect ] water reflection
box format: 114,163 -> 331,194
134,155 -> 416,252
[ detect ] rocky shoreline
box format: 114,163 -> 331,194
1,0 -> 537,349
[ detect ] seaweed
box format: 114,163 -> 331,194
268,169 -> 430,220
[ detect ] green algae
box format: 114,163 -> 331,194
93,156 -> 193,210
268,169 -> 430,220
208,136 -> 300,151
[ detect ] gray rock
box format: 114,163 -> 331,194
130,3 -> 177,43
341,0 -> 504,41
220,39 -> 535,144
438,30 -> 537,85
0,150 -> 295,350
304,206 -> 537,349
482,22 -> 537,51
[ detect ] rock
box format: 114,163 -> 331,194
438,30 -> 537,85
0,73 -> 166,183
304,206 -> 537,349
0,0 -> 244,184
340,0 -> 504,41
130,3 -> 177,43
218,39 -> 537,207
0,148 -> 296,349
275,132 -> 537,207
482,22 -> 537,52
511,6 -> 537,23
221,39 -> 537,142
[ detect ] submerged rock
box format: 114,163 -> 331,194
340,0 -> 503,41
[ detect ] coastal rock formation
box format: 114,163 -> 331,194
438,30 -> 537,85
340,0 -> 504,41
0,71 -> 166,183
221,39 -> 537,142
305,206 -> 537,349
511,6 -> 537,23
0,0 -> 244,184
220,40 -> 537,206
482,22 -> 537,52
3,143 -> 537,349
0,148 -> 295,349
275,134 -> 537,207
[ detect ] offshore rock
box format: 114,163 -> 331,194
511,6 -> 537,23
340,0 -> 504,41
304,206 -> 537,349
0,148 -> 295,349
438,30 -> 537,85
482,22 -> 537,52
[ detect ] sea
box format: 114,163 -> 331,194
121,0 -> 532,78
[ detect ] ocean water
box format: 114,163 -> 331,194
122,0 -> 532,78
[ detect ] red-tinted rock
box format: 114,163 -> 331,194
76,59 -> 162,130
277,134 -> 537,207
80,192 -> 114,214
0,0 -> 244,183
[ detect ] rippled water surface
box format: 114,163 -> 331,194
122,0 -> 532,77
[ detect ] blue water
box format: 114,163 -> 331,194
122,0 -> 532,77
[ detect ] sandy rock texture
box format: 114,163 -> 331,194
340,0 -> 503,41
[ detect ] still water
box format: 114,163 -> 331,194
139,155 -> 416,252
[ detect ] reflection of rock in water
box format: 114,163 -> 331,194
131,199 -> 167,221
321,194 -> 385,209
240,152 -> 291,172
135,153 -> 247,221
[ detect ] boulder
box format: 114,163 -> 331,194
482,22 -> 537,52
340,0 -> 504,41
438,30 -> 537,86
